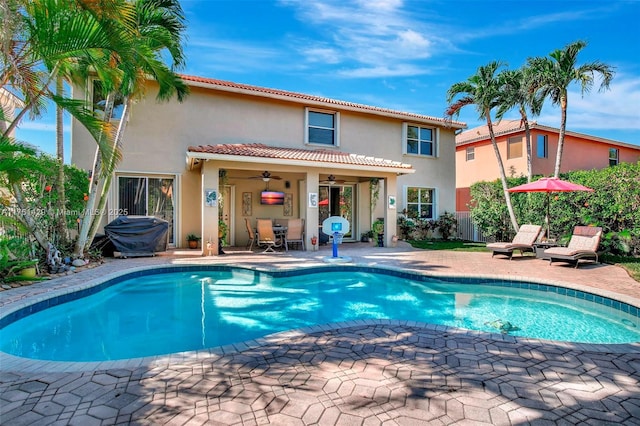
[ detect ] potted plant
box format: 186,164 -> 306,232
372,219 -> 385,247
360,231 -> 373,243
186,233 -> 200,249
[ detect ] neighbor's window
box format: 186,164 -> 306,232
306,108 -> 339,146
92,79 -> 124,120
507,136 -> 523,159
536,135 -> 548,158
405,124 -> 436,156
406,187 -> 434,220
609,148 -> 619,166
466,147 -> 475,161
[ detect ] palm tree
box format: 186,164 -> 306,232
0,137 -> 48,247
446,61 -> 519,232
1,0 -> 136,250
527,40 -> 615,177
495,66 -> 544,182
74,0 -> 188,257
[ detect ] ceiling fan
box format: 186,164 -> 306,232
320,174 -> 346,185
247,171 -> 282,182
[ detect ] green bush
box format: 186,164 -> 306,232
470,161 -> 640,256
1,153 -> 89,244
435,211 -> 457,241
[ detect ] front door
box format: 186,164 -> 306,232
319,184 -> 355,240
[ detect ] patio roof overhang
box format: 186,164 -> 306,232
186,143 -> 415,176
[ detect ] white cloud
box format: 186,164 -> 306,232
17,121 -> 58,132
185,38 -> 289,74
338,64 -> 430,78
537,75 -> 640,131
282,0 -> 448,78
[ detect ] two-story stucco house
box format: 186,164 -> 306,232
456,120 -> 640,211
71,75 -> 465,254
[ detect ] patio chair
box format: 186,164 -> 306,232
244,218 -> 257,251
284,218 -> 305,251
256,219 -> 280,253
486,224 -> 542,260
544,226 -> 602,268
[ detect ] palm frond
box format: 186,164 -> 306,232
49,93 -> 120,172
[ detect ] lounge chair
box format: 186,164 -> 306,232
486,224 -> 542,260
256,219 -> 280,253
244,218 -> 257,251
544,226 -> 602,268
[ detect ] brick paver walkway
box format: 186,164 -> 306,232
1,243 -> 639,425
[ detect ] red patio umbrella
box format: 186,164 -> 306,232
508,177 -> 594,239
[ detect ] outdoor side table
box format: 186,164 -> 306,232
534,242 -> 558,260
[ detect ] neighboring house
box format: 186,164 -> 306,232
71,75 -> 465,253
456,120 -> 640,211
0,88 -> 24,137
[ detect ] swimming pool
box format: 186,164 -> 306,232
1,265 -> 639,362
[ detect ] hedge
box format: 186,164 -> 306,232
469,161 -> 640,256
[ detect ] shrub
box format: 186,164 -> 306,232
469,161 -> 640,256
435,211 -> 457,241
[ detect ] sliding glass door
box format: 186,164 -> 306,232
318,184 -> 354,240
118,176 -> 175,245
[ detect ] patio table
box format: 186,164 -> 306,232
534,242 -> 559,260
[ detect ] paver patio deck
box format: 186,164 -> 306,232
1,242 -> 639,425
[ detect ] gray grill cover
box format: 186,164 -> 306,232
104,216 -> 169,254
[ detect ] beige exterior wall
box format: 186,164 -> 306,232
72,79 -> 458,249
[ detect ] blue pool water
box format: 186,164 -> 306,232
1,267 -> 639,362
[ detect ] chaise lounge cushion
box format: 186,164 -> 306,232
486,224 -> 542,259
544,226 -> 602,267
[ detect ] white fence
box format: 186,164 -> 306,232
455,211 -> 489,242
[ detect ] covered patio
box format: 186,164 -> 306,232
186,143 -> 414,255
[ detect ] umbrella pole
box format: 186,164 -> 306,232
546,192 -> 551,240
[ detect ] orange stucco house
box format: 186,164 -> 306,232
455,120 -> 640,211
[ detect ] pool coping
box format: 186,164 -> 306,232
2,262 -> 639,373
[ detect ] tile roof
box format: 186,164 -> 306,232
187,143 -> 413,170
456,120 -> 524,144
456,120 -> 640,150
179,74 -> 465,129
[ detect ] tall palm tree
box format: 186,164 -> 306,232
74,0 -> 188,257
495,66 -> 544,182
447,61 -> 519,232
527,40 -> 615,177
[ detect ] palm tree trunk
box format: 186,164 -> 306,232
11,182 -> 49,250
553,95 -> 568,177
55,76 -> 68,243
486,115 -> 519,232
86,96 -> 130,252
73,94 -> 115,258
520,108 -> 533,183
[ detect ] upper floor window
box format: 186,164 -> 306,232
91,79 -> 124,120
405,124 -> 436,157
406,187 -> 434,220
536,135 -> 548,158
466,147 -> 475,161
306,108 -> 339,146
507,136 -> 522,159
609,148 -> 619,166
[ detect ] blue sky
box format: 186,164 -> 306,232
16,0 -> 640,162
